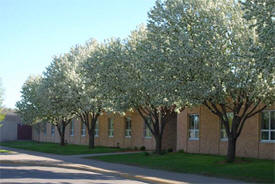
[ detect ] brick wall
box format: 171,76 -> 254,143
33,111 -> 178,151
176,104 -> 275,160
32,104 -> 274,160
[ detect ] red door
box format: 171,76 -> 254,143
17,124 -> 32,140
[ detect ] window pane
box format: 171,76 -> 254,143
194,117 -> 199,129
221,129 -> 227,139
108,118 -> 113,129
261,131 -> 269,140
44,124 -> 47,134
261,112 -> 269,129
227,112 -> 233,129
271,132 -> 275,140
82,123 -> 86,136
189,114 -> 199,130
189,115 -> 195,129
189,130 -> 198,138
194,115 -> 199,122
195,130 -> 199,138
189,130 -> 195,138
144,118 -> 152,137
190,120 -> 194,129
271,112 -> 275,129
51,125 -> 55,135
95,120 -> 99,129
125,117 -> 131,129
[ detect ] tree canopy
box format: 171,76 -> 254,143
16,0 -> 274,159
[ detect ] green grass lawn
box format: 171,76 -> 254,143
0,149 -> 11,153
0,141 -> 127,155
91,152 -> 275,183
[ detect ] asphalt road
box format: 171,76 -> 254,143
0,163 -> 148,184
0,146 -> 246,184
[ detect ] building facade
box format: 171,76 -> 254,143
0,112 -> 19,142
1,111 -> 32,142
32,104 -> 275,160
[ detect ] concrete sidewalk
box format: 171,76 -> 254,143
0,146 -> 247,184
67,151 -> 143,158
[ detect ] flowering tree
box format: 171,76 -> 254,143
16,76 -> 43,124
39,55 -> 77,146
148,0 -> 275,161
16,76 -> 50,143
66,40 -> 106,149
94,27 -> 184,154
242,0 -> 274,63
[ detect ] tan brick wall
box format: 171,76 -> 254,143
162,114 -> 177,151
200,106 -> 219,155
176,111 -> 187,151
259,143 -> 275,159
33,112 -> 162,151
32,127 -> 40,142
235,114 -> 259,158
176,104 -> 275,160
32,103 -> 274,160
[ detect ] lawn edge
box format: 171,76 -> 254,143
89,152 -> 274,183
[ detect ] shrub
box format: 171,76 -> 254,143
167,148 -> 173,153
140,146 -> 146,151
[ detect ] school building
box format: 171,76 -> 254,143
32,104 -> 275,160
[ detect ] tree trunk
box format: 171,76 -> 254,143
57,121 -> 67,146
154,134 -> 162,154
60,133 -> 65,146
227,136 -> 237,162
88,131 -> 95,149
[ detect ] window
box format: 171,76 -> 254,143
81,122 -> 86,136
144,118 -> 152,138
70,120 -> 74,136
108,118 -> 114,137
261,111 -> 275,142
51,125 -> 55,136
220,112 -> 233,141
43,124 -> 47,135
95,120 -> 99,137
125,117 -> 132,137
189,114 -> 199,140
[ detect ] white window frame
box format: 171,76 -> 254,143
144,118 -> 152,138
81,122 -> 86,137
188,114 -> 199,140
108,118 -> 114,138
261,110 -> 275,143
70,120 -> 74,136
95,120 -> 99,137
51,125 -> 55,136
125,117 -> 132,138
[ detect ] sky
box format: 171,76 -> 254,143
0,0 -> 156,108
